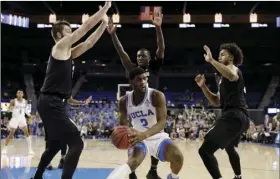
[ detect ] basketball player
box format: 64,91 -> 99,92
107,10 -> 165,179
195,44 -> 250,179
1,89 -> 34,155
31,3 -> 111,179
46,95 -> 92,170
107,67 -> 183,179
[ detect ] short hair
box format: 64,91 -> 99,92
219,43 -> 244,66
138,48 -> 150,55
17,89 -> 23,92
129,67 -> 146,81
51,20 -> 71,40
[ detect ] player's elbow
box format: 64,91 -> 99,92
156,49 -> 165,59
84,41 -> 94,49
228,74 -> 239,81
158,119 -> 166,130
210,97 -> 220,106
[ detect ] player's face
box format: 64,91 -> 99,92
132,73 -> 148,92
16,91 -> 23,98
61,25 -> 72,38
57,25 -> 72,40
137,50 -> 150,67
218,49 -> 233,66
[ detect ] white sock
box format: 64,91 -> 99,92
107,164 -> 131,179
171,172 -> 179,179
235,175 -> 242,178
26,136 -> 32,150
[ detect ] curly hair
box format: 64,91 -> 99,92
51,20 -> 71,40
219,43 -> 244,66
129,67 -> 146,81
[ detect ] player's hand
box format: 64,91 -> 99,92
99,6 -> 109,23
203,45 -> 214,63
84,96 -> 92,105
151,11 -> 163,27
128,129 -> 147,146
107,18 -> 117,34
195,74 -> 206,87
104,1 -> 112,8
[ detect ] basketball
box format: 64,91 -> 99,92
111,126 -> 131,149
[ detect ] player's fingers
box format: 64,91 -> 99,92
129,137 -> 137,145
195,74 -> 201,80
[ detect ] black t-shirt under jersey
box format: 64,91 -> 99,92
40,55 -> 73,99
129,57 -> 163,89
218,69 -> 248,113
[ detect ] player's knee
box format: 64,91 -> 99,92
198,145 -> 207,157
164,142 -> 183,165
74,137 -> 84,152
8,130 -> 15,136
127,157 -> 142,171
170,147 -> 184,166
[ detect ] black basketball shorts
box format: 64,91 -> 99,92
205,109 -> 250,149
37,94 -> 80,141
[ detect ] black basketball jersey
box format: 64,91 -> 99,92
40,55 -> 73,98
128,57 -> 163,89
218,68 -> 248,112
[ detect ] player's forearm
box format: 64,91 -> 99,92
119,118 -> 129,126
85,22 -> 108,48
82,5 -> 110,32
68,98 -> 85,105
111,32 -> 125,53
155,26 -> 165,58
210,60 -> 237,81
111,33 -> 132,70
143,120 -> 165,138
200,84 -> 220,105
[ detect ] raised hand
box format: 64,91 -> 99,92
203,45 -> 214,63
84,96 -> 92,105
104,1 -> 112,8
107,17 -> 117,34
99,6 -> 109,23
151,11 -> 163,27
195,74 -> 206,87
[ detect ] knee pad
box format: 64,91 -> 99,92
157,139 -> 172,162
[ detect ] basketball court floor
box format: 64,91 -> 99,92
1,137 -> 279,179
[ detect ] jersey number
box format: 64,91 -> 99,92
140,118 -> 149,128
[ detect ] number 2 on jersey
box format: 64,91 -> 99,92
140,118 -> 148,127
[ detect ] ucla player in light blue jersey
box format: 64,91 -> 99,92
107,67 -> 184,179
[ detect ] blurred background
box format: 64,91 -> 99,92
1,1 -> 279,144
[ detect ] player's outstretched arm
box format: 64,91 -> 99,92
151,11 -> 165,59
56,2 -> 111,49
68,96 -> 92,105
71,9 -> 109,59
203,45 -> 239,81
107,18 -> 133,72
118,95 -> 129,126
195,74 -> 220,106
143,90 -> 167,138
